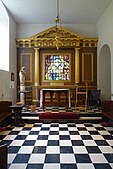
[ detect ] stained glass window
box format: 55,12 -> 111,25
44,54 -> 70,80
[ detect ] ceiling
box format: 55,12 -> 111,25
1,0 -> 112,24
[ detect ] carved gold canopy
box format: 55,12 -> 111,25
16,26 -> 98,48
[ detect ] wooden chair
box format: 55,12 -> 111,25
88,89 -> 101,109
75,83 -> 88,112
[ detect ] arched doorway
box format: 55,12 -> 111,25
99,44 -> 111,100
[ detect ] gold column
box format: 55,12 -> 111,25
34,48 -> 40,86
75,48 -> 80,84
34,48 -> 40,101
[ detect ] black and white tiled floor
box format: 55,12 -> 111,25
37,106 -> 100,113
21,106 -> 101,124
0,122 -> 113,169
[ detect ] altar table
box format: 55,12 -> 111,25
40,89 -> 71,110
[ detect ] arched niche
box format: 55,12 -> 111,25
99,44 -> 111,100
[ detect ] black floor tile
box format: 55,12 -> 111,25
75,154 -> 91,163
22,140 -> 36,146
8,146 -> 20,153
49,131 -> 59,135
86,146 -> 101,153
47,140 -> 59,146
60,146 -> 73,153
26,164 -> 43,169
95,140 -> 109,146
60,135 -> 70,140
81,135 -> 93,140
45,154 -> 60,163
13,154 -> 30,163
61,164 -> 77,169
69,131 -> 79,135
15,135 -> 27,140
32,146 -> 46,153
29,131 -> 39,135
94,164 -> 112,169
71,140 -> 84,146
37,135 -> 48,140
104,153 -> 113,163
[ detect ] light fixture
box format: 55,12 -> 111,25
54,0 -> 62,50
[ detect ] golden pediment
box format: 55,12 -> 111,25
30,26 -> 84,40
16,26 -> 98,48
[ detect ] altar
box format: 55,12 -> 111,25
40,88 -> 71,110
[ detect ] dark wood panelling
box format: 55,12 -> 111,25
82,53 -> 93,82
79,47 -> 97,86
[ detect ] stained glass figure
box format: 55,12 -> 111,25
45,54 -> 70,80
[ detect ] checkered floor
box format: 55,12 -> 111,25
1,122 -> 113,169
37,106 -> 100,113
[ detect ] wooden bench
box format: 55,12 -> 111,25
0,144 -> 7,169
101,101 -> 113,126
0,101 -> 12,126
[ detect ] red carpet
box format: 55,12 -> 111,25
39,112 -> 80,119
0,128 -> 4,133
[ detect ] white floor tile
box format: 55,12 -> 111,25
91,135 -> 104,140
31,127 -> 41,131
79,131 -> 90,135
89,154 -> 108,163
77,163 -> 95,169
106,140 -> 113,146
76,124 -> 85,127
12,127 -> 23,131
49,127 -> 59,131
18,146 -> 34,154
68,127 -> 78,131
39,131 -> 49,135
43,164 -> 60,169
59,131 -> 70,135
28,154 -> 45,163
83,140 -> 97,146
26,135 -> 38,140
98,131 -> 110,135
48,135 -> 59,140
18,131 -> 30,135
73,146 -> 87,154
59,140 -> 72,146
46,146 -> 60,154
3,135 -> 17,140
70,135 -> 82,140
8,154 -> 17,164
86,127 -> 97,131
9,164 -> 27,169
99,146 -> 113,153
10,140 -> 25,146
60,154 -> 76,163
35,140 -> 48,146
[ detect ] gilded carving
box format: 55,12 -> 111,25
16,26 -> 98,48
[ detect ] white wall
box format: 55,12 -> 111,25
17,23 -> 97,38
99,45 -> 111,100
0,70 -> 10,100
9,13 -> 17,104
97,0 -> 113,99
0,3 -> 17,103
